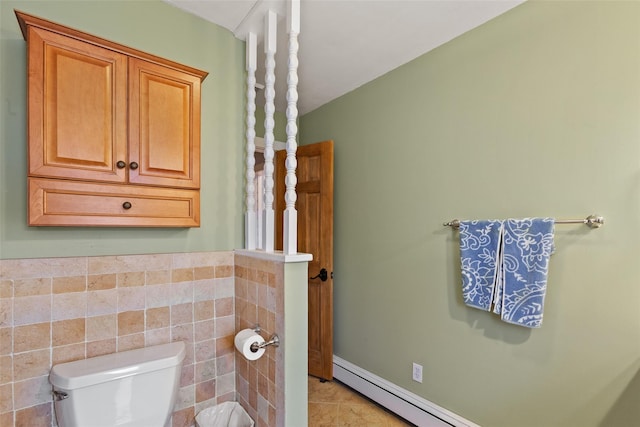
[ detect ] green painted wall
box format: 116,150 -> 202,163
283,261 -> 309,426
300,2 -> 640,426
0,0 -> 245,259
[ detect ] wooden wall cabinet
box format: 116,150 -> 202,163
16,11 -> 208,227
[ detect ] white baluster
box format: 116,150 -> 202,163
245,32 -> 257,250
283,0 -> 300,255
262,10 -> 277,252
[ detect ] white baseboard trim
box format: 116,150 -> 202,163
333,356 -> 481,427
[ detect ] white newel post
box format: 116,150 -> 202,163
245,32 -> 257,250
262,10 -> 277,252
283,0 -> 300,255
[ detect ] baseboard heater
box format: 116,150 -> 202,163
333,356 -> 481,427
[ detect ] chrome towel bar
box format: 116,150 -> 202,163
443,215 -> 604,229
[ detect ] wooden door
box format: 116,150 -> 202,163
276,140 -> 334,381
27,26 -> 128,183
128,58 -> 202,189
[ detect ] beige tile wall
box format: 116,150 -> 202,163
234,255 -> 283,427
0,252 -> 236,427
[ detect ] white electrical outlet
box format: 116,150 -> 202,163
412,362 -> 423,383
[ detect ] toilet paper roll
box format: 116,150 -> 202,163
234,329 -> 266,361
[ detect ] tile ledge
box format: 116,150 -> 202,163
234,249 -> 313,263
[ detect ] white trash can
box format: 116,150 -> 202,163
195,402 -> 255,427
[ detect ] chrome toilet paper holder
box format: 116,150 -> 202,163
251,325 -> 280,353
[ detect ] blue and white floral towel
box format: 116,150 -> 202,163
459,220 -> 503,311
498,218 -> 555,328
459,218 -> 555,328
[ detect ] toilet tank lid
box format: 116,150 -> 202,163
50,341 -> 186,390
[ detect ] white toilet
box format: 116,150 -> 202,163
49,341 -> 186,427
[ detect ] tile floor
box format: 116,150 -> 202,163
308,376 -> 416,427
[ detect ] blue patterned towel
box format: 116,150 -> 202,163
459,218 -> 555,328
459,220 -> 503,310
495,218 -> 555,328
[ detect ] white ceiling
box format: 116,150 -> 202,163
164,0 -> 525,115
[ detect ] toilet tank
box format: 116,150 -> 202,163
50,341 -> 186,427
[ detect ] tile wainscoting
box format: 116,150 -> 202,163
0,251 -> 236,427
234,254 -> 283,427
233,251 -> 310,427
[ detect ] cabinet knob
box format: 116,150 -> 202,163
116,161 -> 126,169
122,202 -> 132,210
129,162 -> 139,170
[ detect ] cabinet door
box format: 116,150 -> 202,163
27,27 -> 128,183
128,58 -> 201,189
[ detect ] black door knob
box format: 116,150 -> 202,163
129,162 -> 139,170
116,161 -> 126,169
122,202 -> 132,210
310,268 -> 328,282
